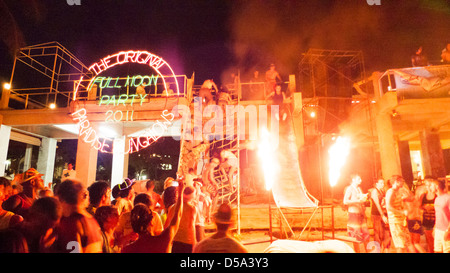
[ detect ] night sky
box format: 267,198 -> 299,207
1,0 -> 450,86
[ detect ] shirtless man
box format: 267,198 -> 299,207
343,174 -> 370,252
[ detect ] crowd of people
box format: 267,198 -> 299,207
0,167 -> 248,253
343,174 -> 450,253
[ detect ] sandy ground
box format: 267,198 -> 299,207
202,195 -> 433,253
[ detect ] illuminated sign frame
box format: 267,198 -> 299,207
72,50 -> 179,154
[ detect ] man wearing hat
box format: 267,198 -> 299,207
193,203 -> 248,253
2,168 -> 45,219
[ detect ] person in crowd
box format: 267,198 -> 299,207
369,178 -> 391,252
418,176 -> 437,253
94,205 -> 119,253
385,175 -> 415,253
441,43 -> 450,64
38,189 -> 53,198
0,229 -> 29,253
0,177 -> 23,230
265,63 -> 282,97
198,79 -> 219,105
145,180 -> 164,213
431,178 -> 450,253
194,203 -> 248,253
18,196 -> 61,253
2,168 -> 45,219
115,178 -> 136,215
122,182 -> 185,253
115,193 -> 163,250
193,180 -> 207,242
411,46 -> 429,67
111,184 -> 120,206
184,168 -> 198,188
55,179 -> 103,253
343,174 -> 370,252
168,186 -> 198,253
403,183 -> 426,253
202,158 -> 220,222
86,181 -> 111,215
161,185 -> 178,226
202,158 -> 220,193
61,161 -> 76,182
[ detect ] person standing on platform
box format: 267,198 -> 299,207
198,79 -> 218,105
343,174 -> 370,252
411,46 -> 429,67
265,64 -> 282,97
61,162 -> 76,182
441,43 -> 450,64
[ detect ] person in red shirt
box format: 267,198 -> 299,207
2,168 -> 45,219
55,179 -> 103,253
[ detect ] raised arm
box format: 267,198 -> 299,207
166,182 -> 184,237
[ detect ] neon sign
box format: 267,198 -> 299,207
99,94 -> 148,106
71,108 -> 174,154
89,74 -> 160,90
72,50 -> 180,154
73,50 -> 179,100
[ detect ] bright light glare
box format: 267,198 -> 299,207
310,111 -> 316,118
3,83 -> 11,90
49,103 -> 56,109
98,125 -> 118,138
328,136 -> 351,187
258,127 -> 279,191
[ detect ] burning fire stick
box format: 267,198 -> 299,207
328,136 -> 351,187
258,127 -> 279,191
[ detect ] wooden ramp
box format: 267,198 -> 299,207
271,112 -> 318,209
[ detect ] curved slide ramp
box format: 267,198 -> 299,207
271,113 -> 318,209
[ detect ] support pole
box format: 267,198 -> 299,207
37,137 -> 57,187
0,125 -> 11,176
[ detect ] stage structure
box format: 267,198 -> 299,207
297,49 -> 376,201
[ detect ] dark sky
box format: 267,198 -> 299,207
1,0 -> 450,85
